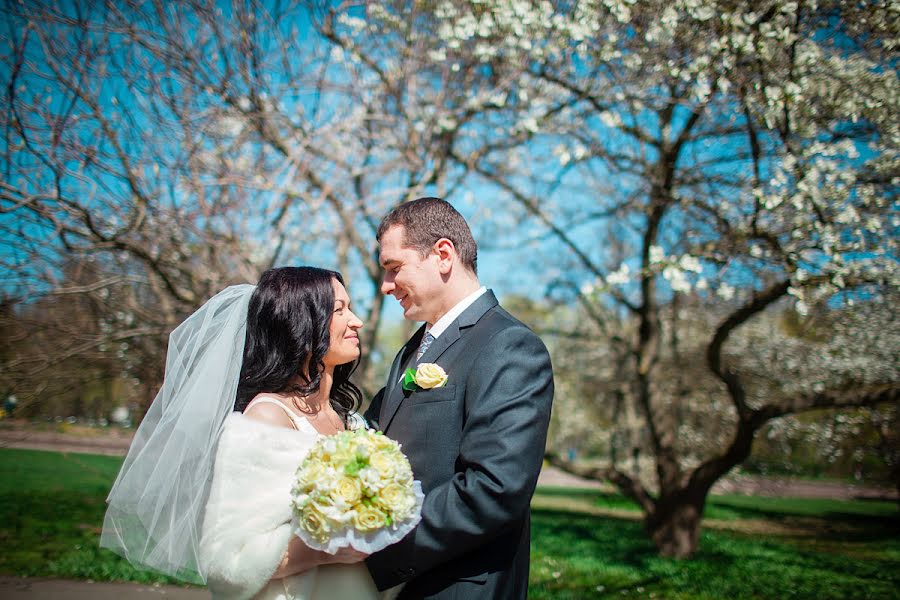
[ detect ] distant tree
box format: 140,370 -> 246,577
0,258 -> 144,417
1,1 -> 535,402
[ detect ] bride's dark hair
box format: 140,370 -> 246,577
234,266 -> 361,422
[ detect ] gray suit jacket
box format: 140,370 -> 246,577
364,291 -> 553,600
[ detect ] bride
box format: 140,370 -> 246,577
101,267 -> 381,600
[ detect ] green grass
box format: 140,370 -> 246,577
2,448 -> 898,599
530,487 -> 900,599
529,508 -> 900,600
0,448 -> 184,585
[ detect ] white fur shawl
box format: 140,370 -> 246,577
200,412 -> 318,600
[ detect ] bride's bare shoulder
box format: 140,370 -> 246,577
242,394 -> 297,430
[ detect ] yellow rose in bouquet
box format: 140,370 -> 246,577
353,505 -> 388,532
291,428 -> 424,553
297,502 -> 331,540
334,476 -> 363,504
375,483 -> 416,519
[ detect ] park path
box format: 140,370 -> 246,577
536,462 -> 898,501
0,577 -> 209,599
1,423 -> 897,501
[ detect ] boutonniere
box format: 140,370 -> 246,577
402,363 -> 448,391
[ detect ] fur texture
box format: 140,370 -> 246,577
200,412 -> 317,599
199,412 -> 381,600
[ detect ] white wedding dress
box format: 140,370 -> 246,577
200,400 -> 381,600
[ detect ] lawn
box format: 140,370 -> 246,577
530,488 -> 899,599
0,448 -> 183,584
2,448 -> 898,599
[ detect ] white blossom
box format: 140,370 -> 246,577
607,264 -> 631,285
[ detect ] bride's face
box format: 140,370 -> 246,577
323,279 -> 363,367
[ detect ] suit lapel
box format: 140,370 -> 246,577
379,325 -> 424,428
380,291 -> 499,433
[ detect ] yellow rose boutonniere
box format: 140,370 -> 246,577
402,363 -> 448,391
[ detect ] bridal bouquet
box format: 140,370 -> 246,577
290,428 -> 424,554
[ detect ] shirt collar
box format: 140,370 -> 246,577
427,287 -> 487,340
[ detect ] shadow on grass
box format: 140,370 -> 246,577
0,489 -> 185,585
705,496 -> 900,545
529,506 -> 900,600
531,507 -> 658,568
535,485 -> 900,544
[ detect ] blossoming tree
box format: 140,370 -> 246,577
396,0 -> 899,556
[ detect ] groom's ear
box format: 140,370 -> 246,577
434,238 -> 456,274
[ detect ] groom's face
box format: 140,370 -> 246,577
379,225 -> 444,324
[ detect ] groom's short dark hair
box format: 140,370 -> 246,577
377,197 -> 478,274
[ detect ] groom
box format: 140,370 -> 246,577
364,198 -> 554,599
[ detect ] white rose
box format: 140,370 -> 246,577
415,363 -> 448,389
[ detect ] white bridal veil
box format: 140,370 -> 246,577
101,284 -> 255,583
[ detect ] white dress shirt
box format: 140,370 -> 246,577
427,286 -> 487,340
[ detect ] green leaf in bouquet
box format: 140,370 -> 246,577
344,455 -> 368,476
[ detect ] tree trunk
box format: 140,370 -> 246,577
645,493 -> 705,558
